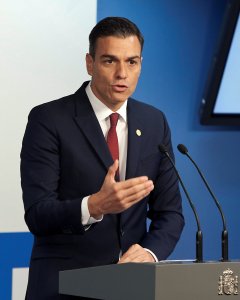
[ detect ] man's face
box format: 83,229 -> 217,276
86,35 -> 142,111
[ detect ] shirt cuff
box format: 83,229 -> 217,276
81,196 -> 103,227
144,248 -> 158,262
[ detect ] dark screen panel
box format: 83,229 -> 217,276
200,0 -> 240,125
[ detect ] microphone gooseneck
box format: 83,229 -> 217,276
177,143 -> 228,261
159,144 -> 203,262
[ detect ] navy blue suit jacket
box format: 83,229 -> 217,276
21,81 -> 184,299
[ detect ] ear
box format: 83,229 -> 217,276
138,56 -> 143,77
86,53 -> 94,76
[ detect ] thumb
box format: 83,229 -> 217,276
107,160 -> 119,181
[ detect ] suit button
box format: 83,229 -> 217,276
120,229 -> 124,237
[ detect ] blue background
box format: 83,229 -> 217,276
98,0 -> 240,261
1,0 -> 240,298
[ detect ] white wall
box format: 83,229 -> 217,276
12,268 -> 29,300
0,0 -> 97,232
0,1 -> 97,297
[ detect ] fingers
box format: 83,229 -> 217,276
118,244 -> 155,263
118,175 -> 150,188
119,180 -> 154,204
106,162 -> 154,204
109,178 -> 153,211
90,162 -> 154,216
108,174 -> 153,211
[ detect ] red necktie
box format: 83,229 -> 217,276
107,113 -> 119,162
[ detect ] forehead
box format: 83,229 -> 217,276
94,35 -> 141,57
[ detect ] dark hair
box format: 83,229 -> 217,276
89,17 -> 144,57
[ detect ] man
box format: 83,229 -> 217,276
21,17 -> 184,299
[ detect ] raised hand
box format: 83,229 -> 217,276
88,160 -> 154,219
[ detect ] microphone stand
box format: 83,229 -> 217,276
159,145 -> 203,262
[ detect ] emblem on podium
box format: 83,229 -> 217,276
218,268 -> 238,295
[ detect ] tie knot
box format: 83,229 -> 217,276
109,113 -> 119,127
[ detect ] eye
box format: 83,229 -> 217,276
129,60 -> 138,66
104,59 -> 114,64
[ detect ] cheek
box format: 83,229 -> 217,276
95,69 -> 111,83
131,74 -> 140,87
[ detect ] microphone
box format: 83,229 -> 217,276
177,143 -> 228,261
159,144 -> 203,262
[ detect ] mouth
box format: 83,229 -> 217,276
111,84 -> 128,92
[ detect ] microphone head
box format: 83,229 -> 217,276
177,144 -> 188,155
158,144 -> 168,153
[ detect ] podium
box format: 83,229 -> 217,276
59,261 -> 240,299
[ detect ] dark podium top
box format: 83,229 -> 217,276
59,260 -> 240,300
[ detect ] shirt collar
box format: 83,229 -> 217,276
85,82 -> 127,123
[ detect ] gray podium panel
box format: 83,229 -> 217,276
59,261 -> 240,300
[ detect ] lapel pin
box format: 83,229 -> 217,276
136,129 -> 141,136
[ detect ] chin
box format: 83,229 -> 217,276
115,98 -> 127,105
116,93 -> 130,101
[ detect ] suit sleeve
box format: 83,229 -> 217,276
21,106 -> 85,236
140,113 -> 185,260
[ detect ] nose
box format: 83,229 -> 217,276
116,62 -> 127,79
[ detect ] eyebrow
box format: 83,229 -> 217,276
100,54 -> 141,60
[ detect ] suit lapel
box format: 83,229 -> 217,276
120,100 -> 144,227
73,82 -> 113,171
125,100 -> 143,179
73,84 -> 143,177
